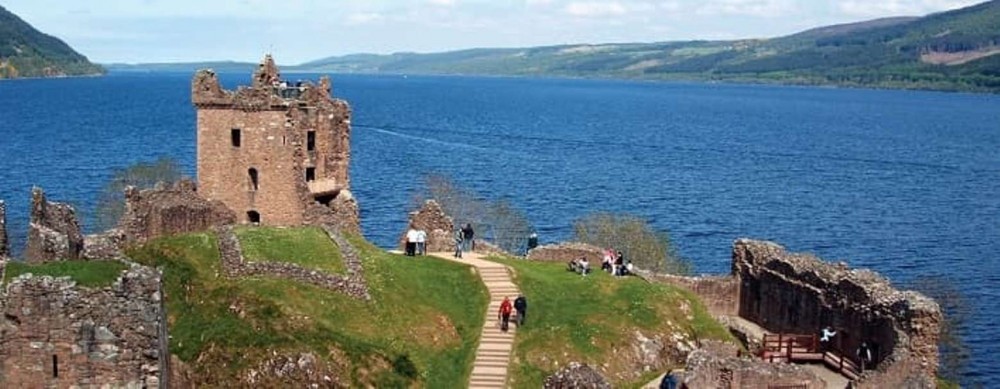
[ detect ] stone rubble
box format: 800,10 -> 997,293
542,362 -> 612,389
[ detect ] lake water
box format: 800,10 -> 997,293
1,73 -> 998,383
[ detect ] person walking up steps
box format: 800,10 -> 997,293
499,296 -> 513,332
462,223 -> 475,252
514,294 -> 527,326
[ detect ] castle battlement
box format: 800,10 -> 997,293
192,55 -> 358,230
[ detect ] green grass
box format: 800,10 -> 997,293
3,260 -> 129,288
128,232 -> 487,388
235,226 -> 346,275
491,257 -> 733,388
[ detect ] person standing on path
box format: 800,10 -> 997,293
499,296 -> 513,332
462,223 -> 475,252
415,229 -> 427,256
857,341 -> 873,373
405,227 -> 418,257
454,228 -> 464,259
514,295 -> 527,326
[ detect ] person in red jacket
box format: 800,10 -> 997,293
498,296 -> 513,332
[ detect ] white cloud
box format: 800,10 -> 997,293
696,0 -> 797,17
345,12 -> 383,25
564,2 -> 629,17
428,0 -> 457,7
836,0 -> 981,17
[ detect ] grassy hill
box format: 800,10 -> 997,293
5,228 -> 736,386
0,5 -> 104,78
493,257 -> 733,388
128,230 -> 489,387
295,1 -> 1000,92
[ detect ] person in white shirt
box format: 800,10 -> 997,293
405,228 -> 418,257
415,229 -> 427,255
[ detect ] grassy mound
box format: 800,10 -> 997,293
128,230 -> 488,387
2,260 -> 129,288
235,226 -> 346,274
492,258 -> 733,388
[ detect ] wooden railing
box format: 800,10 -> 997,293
761,333 -> 860,380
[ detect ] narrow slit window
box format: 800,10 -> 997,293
307,131 -> 316,151
305,167 -> 316,182
248,168 -> 259,191
231,129 -> 242,147
52,355 -> 58,378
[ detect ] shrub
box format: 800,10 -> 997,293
572,212 -> 690,275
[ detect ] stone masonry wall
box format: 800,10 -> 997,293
0,265 -> 168,388
681,347 -> 826,389
398,200 -> 454,253
526,242 -> 604,263
639,271 -> 739,317
24,187 -> 84,264
193,55 -> 356,230
733,239 -> 941,387
120,179 -> 236,243
216,225 -> 369,300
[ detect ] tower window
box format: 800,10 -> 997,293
231,129 -> 241,147
53,355 -> 58,378
247,210 -> 261,224
248,168 -> 259,191
305,167 -> 316,182
307,131 -> 316,151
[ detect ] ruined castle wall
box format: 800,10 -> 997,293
732,239 -> 941,385
24,188 -> 84,263
398,200 -> 454,253
197,108 -> 304,225
0,266 -> 167,388
641,272 -> 739,317
527,242 -> 604,263
120,180 -> 236,243
682,347 -> 826,389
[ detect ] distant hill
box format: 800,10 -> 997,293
0,5 -> 104,79
104,61 -> 257,74
297,0 -> 1000,92
108,1 -> 1000,92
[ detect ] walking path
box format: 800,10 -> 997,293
428,250 -> 520,389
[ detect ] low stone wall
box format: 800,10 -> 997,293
82,229 -> 127,260
25,187 -> 84,263
527,242 -> 604,263
640,272 -> 739,317
0,265 -> 168,388
215,225 -> 369,300
733,239 -> 941,387
121,180 -> 236,244
681,346 -> 825,389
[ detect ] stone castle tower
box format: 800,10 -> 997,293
192,55 -> 358,229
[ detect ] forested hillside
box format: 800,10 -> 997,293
0,5 -> 104,79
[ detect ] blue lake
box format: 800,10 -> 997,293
1,73 -> 998,383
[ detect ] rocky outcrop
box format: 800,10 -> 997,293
120,180 -> 236,243
543,362 -> 611,389
398,200 -> 454,253
0,265 -> 168,388
24,187 -> 84,263
681,347 -> 825,389
216,225 -> 369,300
733,239 -> 941,387
527,242 -> 604,263
0,200 -> 8,258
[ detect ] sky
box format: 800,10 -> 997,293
2,0 -> 985,64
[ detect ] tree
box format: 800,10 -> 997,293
572,212 -> 691,275
421,175 -> 533,255
94,157 -> 183,231
906,275 -> 976,388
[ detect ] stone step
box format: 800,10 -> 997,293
472,366 -> 509,377
474,354 -> 511,362
479,343 -> 513,352
469,379 -> 506,388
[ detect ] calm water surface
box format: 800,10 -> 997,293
0,73 -> 997,383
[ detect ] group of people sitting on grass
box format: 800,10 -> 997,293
567,248 -> 633,277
